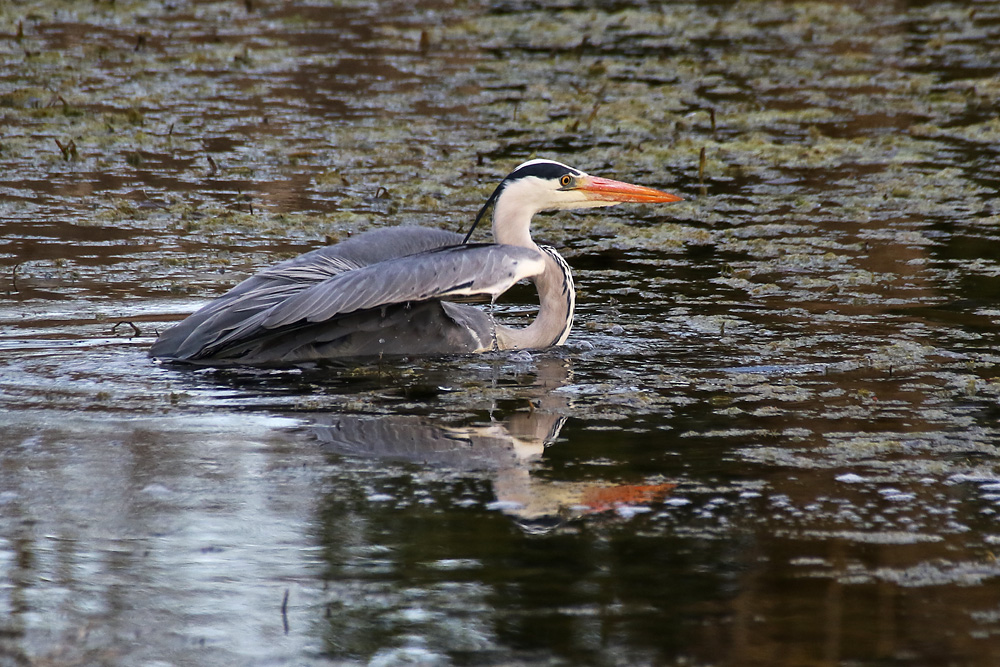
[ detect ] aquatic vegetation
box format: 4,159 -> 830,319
3,0 -> 1000,664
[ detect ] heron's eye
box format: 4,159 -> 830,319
559,174 -> 573,187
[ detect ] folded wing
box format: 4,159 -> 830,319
150,226 -> 545,363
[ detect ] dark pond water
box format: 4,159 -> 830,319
3,0 -> 1000,664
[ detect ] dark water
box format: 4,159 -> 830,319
3,0 -> 1000,664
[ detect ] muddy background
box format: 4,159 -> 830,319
2,0 -> 1000,665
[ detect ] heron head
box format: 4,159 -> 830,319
501,159 -> 683,211
464,159 -> 682,244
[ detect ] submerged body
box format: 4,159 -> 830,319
150,159 -> 680,365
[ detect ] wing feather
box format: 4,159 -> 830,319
151,226 -> 467,360
199,244 -> 545,358
263,244 -> 544,328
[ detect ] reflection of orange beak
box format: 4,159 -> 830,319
577,175 -> 683,204
580,483 -> 677,513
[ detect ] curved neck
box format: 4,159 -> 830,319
495,246 -> 575,351
489,181 -> 575,350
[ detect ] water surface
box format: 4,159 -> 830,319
2,0 -> 1000,664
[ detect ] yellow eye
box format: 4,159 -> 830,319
559,174 -> 573,187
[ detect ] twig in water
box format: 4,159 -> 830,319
698,146 -> 707,197
281,589 -> 290,634
112,321 -> 142,337
55,138 -> 77,161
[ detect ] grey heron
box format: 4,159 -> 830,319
149,159 -> 682,365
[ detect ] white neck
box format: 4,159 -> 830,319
495,246 -> 575,351
491,178 -> 543,249
489,177 -> 583,350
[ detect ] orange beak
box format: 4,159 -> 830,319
576,175 -> 683,204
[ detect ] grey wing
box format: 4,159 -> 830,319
264,244 -> 544,328
150,226 -> 466,360
196,243 -> 546,360
262,226 -> 466,275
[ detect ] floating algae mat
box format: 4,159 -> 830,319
2,0 -> 1000,664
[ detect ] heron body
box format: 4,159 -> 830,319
150,159 -> 681,365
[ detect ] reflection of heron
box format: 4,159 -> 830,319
150,159 -> 680,365
309,410 -> 674,528
307,411 -> 566,471
305,359 -> 675,529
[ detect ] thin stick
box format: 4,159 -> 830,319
111,321 -> 142,337
698,146 -> 707,196
281,589 -> 290,634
